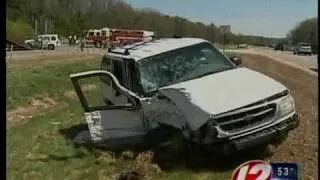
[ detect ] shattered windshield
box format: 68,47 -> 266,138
138,42 -> 235,93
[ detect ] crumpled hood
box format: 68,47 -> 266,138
163,67 -> 287,115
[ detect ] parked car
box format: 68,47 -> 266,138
274,43 -> 284,51
283,44 -> 294,52
24,34 -> 61,50
293,43 -> 312,55
268,43 -> 276,48
69,37 -> 299,155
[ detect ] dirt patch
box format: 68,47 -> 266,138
8,97 -> 57,127
64,84 -> 97,99
133,150 -> 161,177
242,54 -> 318,179
37,131 -> 59,140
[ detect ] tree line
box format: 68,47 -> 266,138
287,17 -> 318,51
7,0 -> 310,48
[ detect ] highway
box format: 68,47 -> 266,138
225,46 -> 318,75
6,45 -> 318,76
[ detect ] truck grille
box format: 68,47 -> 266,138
214,104 -> 276,133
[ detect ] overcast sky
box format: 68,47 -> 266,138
123,0 -> 318,38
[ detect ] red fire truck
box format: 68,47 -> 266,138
84,27 -> 154,48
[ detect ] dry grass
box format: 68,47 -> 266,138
242,54 -> 318,179
64,84 -> 97,99
7,54 -> 102,69
7,96 -> 57,127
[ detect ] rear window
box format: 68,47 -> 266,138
299,43 -> 311,46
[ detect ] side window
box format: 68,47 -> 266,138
100,57 -> 125,86
51,36 -> 56,41
101,57 -> 111,85
112,61 -> 124,85
100,58 -> 130,105
70,71 -> 137,112
96,32 -> 101,36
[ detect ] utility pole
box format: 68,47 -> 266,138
222,32 -> 225,53
45,19 -> 47,34
34,17 -> 38,37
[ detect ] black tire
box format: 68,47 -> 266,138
95,42 -> 101,48
27,43 -> 33,49
48,44 -> 55,50
271,132 -> 289,146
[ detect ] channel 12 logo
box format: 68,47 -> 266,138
231,160 -> 300,180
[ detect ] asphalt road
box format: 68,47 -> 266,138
225,47 -> 318,75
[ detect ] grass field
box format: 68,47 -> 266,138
8,54 -> 318,180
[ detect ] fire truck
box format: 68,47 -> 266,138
84,27 -> 155,48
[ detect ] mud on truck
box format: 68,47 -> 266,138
69,37 -> 299,155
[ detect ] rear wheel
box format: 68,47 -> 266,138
48,44 -> 55,50
95,41 -> 101,48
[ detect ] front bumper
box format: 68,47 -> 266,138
207,114 -> 299,155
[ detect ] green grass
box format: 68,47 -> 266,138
8,56 -> 267,180
7,58 -> 100,110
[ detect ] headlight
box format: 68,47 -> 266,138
277,95 -> 295,118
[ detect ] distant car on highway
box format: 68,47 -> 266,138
237,44 -> 248,49
274,43 -> 284,51
293,43 -> 312,56
268,43 -> 276,48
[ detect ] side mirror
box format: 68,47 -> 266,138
230,56 -> 242,66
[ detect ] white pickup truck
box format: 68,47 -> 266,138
70,37 -> 299,155
24,34 -> 61,50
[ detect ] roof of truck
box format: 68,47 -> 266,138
107,37 -> 208,61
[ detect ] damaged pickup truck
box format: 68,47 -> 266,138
70,37 -> 299,155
